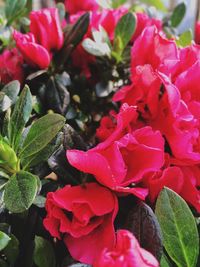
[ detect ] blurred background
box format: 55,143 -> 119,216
0,0 -> 199,33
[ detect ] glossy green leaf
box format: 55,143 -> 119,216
113,12 -> 136,56
140,0 -> 167,12
155,188 -> 199,267
33,236 -> 56,267
171,2 -> 186,28
176,30 -> 192,47
0,231 -> 10,251
20,114 -> 65,168
4,171 -> 38,213
9,85 -> 32,151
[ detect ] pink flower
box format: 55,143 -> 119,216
0,48 -> 24,84
67,105 -> 164,200
13,31 -> 50,69
195,22 -> 200,44
132,13 -> 162,41
94,230 -> 159,267
44,183 -> 118,265
65,0 -> 99,14
30,8 -> 64,52
131,26 -> 178,72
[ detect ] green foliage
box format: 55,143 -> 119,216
176,30 -> 192,47
155,188 -> 199,267
33,236 -> 56,267
4,171 -> 38,213
170,2 -> 186,28
140,0 -> 167,12
20,113 -> 65,169
9,85 -> 32,151
5,0 -> 27,25
113,12 -> 136,61
0,231 -> 10,251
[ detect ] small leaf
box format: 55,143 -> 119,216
33,236 -> 56,267
2,80 -> 20,104
0,231 -> 11,251
0,92 -> 11,112
176,30 -> 192,47
155,188 -> 199,267
3,234 -> 19,264
171,2 -> 186,28
20,114 -> 65,166
4,171 -> 38,213
9,85 -> 32,151
82,38 -> 111,57
140,0 -> 167,12
125,201 -> 163,260
113,12 -> 136,56
33,195 -> 46,208
45,76 -> 70,115
68,264 -> 91,267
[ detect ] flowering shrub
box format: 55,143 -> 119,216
0,0 -> 199,267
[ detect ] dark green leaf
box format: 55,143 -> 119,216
2,80 -> 20,104
3,234 -> 19,264
9,85 -> 32,151
171,2 -> 186,28
45,77 -> 70,115
125,201 -> 163,260
155,188 -> 199,267
20,113 -> 65,166
0,231 -> 10,251
0,259 -> 8,267
33,236 -> 56,267
114,12 -> 136,56
4,171 -> 38,213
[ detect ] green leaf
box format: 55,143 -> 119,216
2,80 -> 20,104
82,38 -> 111,57
4,171 -> 38,213
176,30 -> 192,47
155,188 -> 199,267
0,231 -> 10,251
0,92 -> 11,112
33,236 -> 56,267
140,0 -> 167,12
113,12 -> 136,56
171,2 -> 186,28
9,85 -> 32,151
160,254 -> 171,267
112,0 -> 126,8
20,114 -> 65,168
5,0 -> 27,25
3,234 -> 19,264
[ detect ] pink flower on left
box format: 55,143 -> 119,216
0,48 -> 24,84
13,8 -> 64,70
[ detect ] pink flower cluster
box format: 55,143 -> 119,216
0,8 -> 64,84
